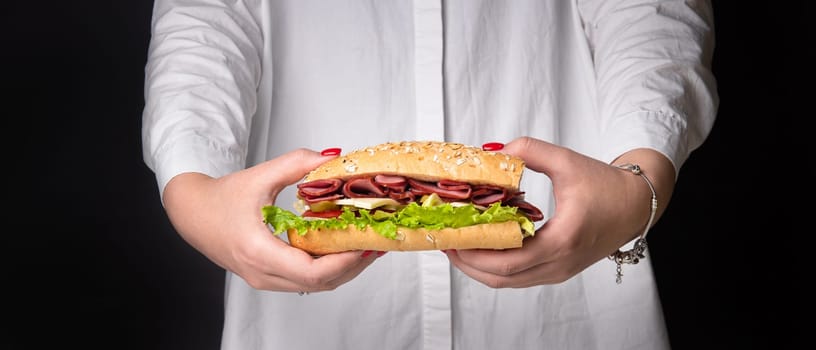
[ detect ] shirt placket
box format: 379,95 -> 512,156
413,0 -> 452,349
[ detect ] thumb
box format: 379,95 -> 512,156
255,148 -> 340,189
502,137 -> 570,176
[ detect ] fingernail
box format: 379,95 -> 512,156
361,250 -> 373,258
321,147 -> 342,156
482,142 -> 504,151
376,251 -> 387,257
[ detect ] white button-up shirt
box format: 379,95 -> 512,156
142,1 -> 717,349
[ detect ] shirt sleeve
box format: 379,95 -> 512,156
141,0 -> 264,201
578,0 -> 719,174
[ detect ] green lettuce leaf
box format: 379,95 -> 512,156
261,202 -> 535,240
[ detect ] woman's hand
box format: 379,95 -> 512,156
445,136 -> 675,287
162,148 -> 381,293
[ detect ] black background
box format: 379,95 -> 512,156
3,1 -> 810,349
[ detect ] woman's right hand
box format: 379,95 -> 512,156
161,148 -> 381,293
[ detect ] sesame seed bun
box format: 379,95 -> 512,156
305,141 -> 525,191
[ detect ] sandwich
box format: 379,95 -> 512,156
262,140 -> 544,255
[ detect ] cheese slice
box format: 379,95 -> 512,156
333,198 -> 403,210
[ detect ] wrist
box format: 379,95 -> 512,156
610,148 -> 675,228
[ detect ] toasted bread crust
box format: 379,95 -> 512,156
304,141 -> 525,191
287,221 -> 523,255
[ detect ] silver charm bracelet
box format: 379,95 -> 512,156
608,163 -> 658,284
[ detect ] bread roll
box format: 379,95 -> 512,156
287,221 -> 522,255
305,140 -> 525,191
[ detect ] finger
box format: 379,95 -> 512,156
443,210 -> 585,278
316,251 -> 383,291
253,250 -> 381,293
254,147 -> 340,189
445,249 -> 569,287
243,272 -> 325,292
502,137 -> 570,176
449,212 -> 577,275
450,244 -> 544,277
255,237 -> 378,290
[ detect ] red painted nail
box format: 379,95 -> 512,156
361,250 -> 373,258
376,251 -> 387,257
482,142 -> 504,151
321,147 -> 342,156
